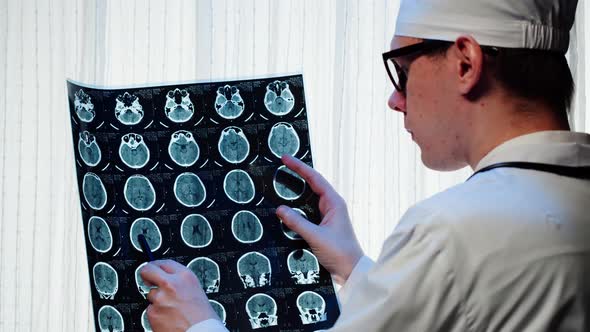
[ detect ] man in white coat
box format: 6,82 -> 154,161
140,0 -> 590,330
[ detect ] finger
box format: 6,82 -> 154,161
276,205 -> 320,242
151,259 -> 187,274
140,262 -> 170,288
281,155 -> 341,205
146,287 -> 162,304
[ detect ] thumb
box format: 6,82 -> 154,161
276,206 -> 319,242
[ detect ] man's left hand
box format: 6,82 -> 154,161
140,259 -> 220,332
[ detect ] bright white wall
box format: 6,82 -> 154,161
0,0 -> 587,330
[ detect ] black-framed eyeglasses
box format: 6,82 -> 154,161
382,39 -> 499,94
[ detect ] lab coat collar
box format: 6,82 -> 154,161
474,130 -> 590,172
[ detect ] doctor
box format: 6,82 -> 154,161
141,0 -> 590,330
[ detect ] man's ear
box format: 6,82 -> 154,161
451,36 -> 484,96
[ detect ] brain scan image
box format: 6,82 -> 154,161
288,249 -> 320,285
268,122 -> 300,158
118,133 -> 150,169
280,208 -> 307,240
124,175 -> 156,211
115,91 -> 144,125
168,130 -> 200,167
174,172 -> 207,207
129,218 -> 162,252
214,85 -> 245,119
181,214 -> 213,248
165,88 -> 194,123
141,309 -> 152,332
273,165 -> 306,200
245,293 -> 278,329
237,252 -> 272,289
231,210 -> 263,243
74,89 -> 95,122
135,262 -> 156,299
78,131 -> 101,167
87,216 -> 113,253
98,305 -> 125,332
209,300 -> 226,326
297,291 -> 327,325
223,170 -> 255,204
83,172 -> 107,210
93,262 -> 118,300
187,257 -> 220,294
218,126 -> 250,164
264,80 -> 295,116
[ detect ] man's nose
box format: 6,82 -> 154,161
387,89 -> 406,113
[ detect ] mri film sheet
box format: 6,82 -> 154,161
67,75 -> 339,331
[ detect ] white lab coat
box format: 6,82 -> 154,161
189,130 -> 590,332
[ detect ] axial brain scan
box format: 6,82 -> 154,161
74,89 -> 95,122
168,130 -> 200,167
165,88 -> 194,123
78,131 -> 101,167
273,165 -> 306,200
297,291 -> 327,325
209,300 -> 226,326
288,249 -> 320,284
187,257 -> 220,293
218,126 -> 250,164
268,122 -> 300,158
264,80 -> 295,116
93,262 -> 118,300
223,170 -> 255,204
181,214 -> 213,248
237,252 -> 271,289
214,85 -> 245,119
115,92 -> 144,125
87,216 -> 113,253
129,218 -> 162,252
174,172 -> 206,207
246,293 -> 278,329
124,175 -> 156,211
98,305 -> 125,332
231,210 -> 263,243
83,172 -> 108,210
280,208 -> 307,240
119,133 -> 150,169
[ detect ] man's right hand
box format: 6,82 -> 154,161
276,155 -> 364,285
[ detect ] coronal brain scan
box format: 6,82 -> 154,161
180,214 -> 213,248
135,262 -> 156,299
174,172 -> 206,207
87,216 -> 113,253
115,92 -> 144,126
268,122 -> 300,158
74,89 -> 95,122
297,291 -> 327,325
93,262 -> 118,300
231,210 -> 263,243
237,252 -> 271,289
218,126 -> 250,164
187,257 -> 220,293
209,300 -> 227,326
165,88 -> 194,123
78,131 -> 101,167
124,175 -> 156,211
214,85 -> 245,119
129,218 -> 162,252
280,208 -> 307,240
223,169 -> 255,204
168,130 -> 200,167
119,133 -> 150,169
273,165 -> 306,200
264,80 -> 295,116
83,172 -> 107,210
98,305 -> 125,332
246,293 -> 278,329
288,249 -> 320,285
141,309 -> 152,332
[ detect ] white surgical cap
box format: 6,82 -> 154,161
395,0 -> 578,53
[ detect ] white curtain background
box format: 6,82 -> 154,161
0,0 -> 588,330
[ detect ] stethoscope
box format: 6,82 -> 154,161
467,162 -> 590,181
